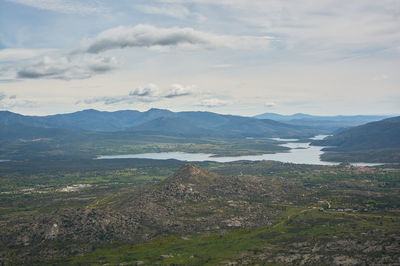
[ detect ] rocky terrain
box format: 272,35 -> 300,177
235,236 -> 400,265
1,163 -> 399,265
0,164 -> 294,263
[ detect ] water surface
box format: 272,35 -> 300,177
97,136 -> 383,166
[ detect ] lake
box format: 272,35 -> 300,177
97,136 -> 382,166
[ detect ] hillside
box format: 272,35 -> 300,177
312,116 -> 400,163
127,117 -> 221,137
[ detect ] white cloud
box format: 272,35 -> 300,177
17,55 -> 119,80
164,84 -> 194,98
0,48 -> 57,62
156,0 -> 400,58
129,84 -> 161,97
81,96 -> 135,105
0,92 -> 17,102
213,64 -> 233,68
372,74 -> 389,81
264,102 -> 276,108
80,83 -> 196,106
196,98 -> 229,108
0,92 -> 35,110
0,65 -> 18,82
74,24 -> 272,54
7,0 -> 105,14
135,4 -> 191,19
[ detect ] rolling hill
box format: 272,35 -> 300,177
312,116 -> 400,163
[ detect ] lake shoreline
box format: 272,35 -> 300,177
96,135 -> 385,167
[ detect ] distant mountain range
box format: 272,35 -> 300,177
311,116 -> 400,163
0,109 -> 321,139
2,109 -> 399,162
254,112 -> 391,131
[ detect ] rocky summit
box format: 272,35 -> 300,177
164,163 -> 219,184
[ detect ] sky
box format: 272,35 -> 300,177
0,0 -> 399,116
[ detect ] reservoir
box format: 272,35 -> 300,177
97,136 -> 381,166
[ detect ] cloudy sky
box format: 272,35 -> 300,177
0,0 -> 399,116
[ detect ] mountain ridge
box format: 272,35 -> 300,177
0,109 -> 322,138
312,116 -> 400,163
253,112 -> 392,131
312,116 -> 400,150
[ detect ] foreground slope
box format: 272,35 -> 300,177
312,116 -> 400,163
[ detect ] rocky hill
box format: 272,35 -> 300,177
1,164 -> 292,263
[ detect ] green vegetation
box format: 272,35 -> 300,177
0,129 -> 289,160
68,209 -> 400,265
0,159 -> 182,216
320,149 -> 400,163
0,159 -> 399,264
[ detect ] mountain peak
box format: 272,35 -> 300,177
165,164 -> 219,184
177,163 -> 205,176
147,108 -> 172,113
80,109 -> 101,113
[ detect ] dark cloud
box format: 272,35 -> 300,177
78,83 -> 195,106
17,56 -> 119,80
129,84 -> 159,97
74,24 -> 268,54
87,57 -> 119,73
